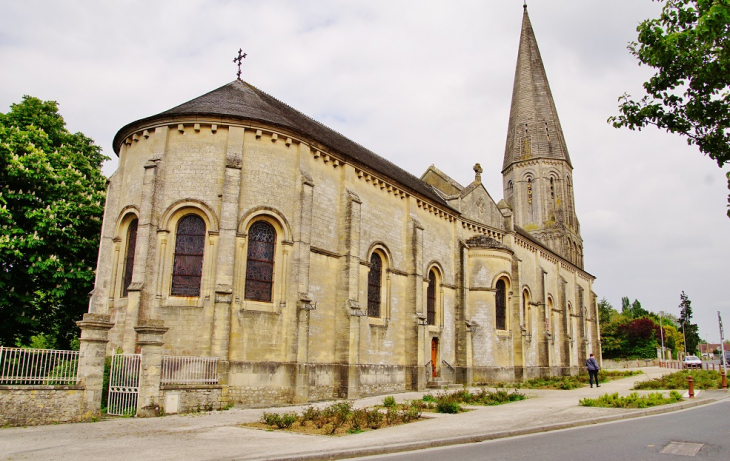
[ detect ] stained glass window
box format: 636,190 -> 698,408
367,253 -> 382,318
171,214 -> 206,297
245,221 -> 276,302
121,219 -> 138,298
427,270 -> 436,326
496,279 -> 506,330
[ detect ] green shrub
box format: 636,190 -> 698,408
366,408 -> 384,429
580,391 -> 683,408
633,370 -> 723,390
436,401 -> 461,413
382,396 -> 397,407
261,412 -> 281,426
422,394 -> 435,402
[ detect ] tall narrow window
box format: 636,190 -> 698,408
171,215 -> 206,297
427,270 -> 437,326
522,290 -> 530,330
496,279 -> 507,330
121,219 -> 138,298
245,221 -> 276,302
367,253 -> 382,318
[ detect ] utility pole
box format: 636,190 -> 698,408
719,312 -> 727,389
659,311 -> 666,361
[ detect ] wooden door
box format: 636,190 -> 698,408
431,338 -> 439,378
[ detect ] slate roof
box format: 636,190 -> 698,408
502,6 -> 572,171
113,80 -> 454,210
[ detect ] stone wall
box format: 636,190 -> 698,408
160,385 -> 226,414
0,385 -> 90,427
601,358 -> 659,369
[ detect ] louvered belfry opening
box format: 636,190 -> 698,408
245,221 -> 276,302
171,215 -> 206,297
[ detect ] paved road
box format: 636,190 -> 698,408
355,400 -> 730,461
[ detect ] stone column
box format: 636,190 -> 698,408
406,217 -> 425,390
211,127 -> 245,361
338,188 -> 362,399
76,313 -> 114,421
134,320 -> 168,417
293,175 -> 315,404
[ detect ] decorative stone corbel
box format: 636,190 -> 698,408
348,299 -> 365,317
465,319 -> 480,333
415,312 -> 427,326
299,292 -> 317,311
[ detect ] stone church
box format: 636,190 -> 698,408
88,7 -> 600,405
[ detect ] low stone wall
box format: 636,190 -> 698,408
160,385 -> 226,414
0,385 -> 91,427
357,364 -> 406,397
601,358 -> 659,370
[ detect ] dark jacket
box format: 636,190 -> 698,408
586,357 -> 599,371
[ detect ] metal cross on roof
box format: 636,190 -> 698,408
233,49 -> 247,81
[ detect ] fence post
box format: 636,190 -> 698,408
134,319 -> 168,417
76,313 -> 115,421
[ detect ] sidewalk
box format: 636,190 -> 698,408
1,367 -> 726,461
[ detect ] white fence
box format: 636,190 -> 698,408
107,354 -> 141,416
0,346 -> 79,385
161,355 -> 219,385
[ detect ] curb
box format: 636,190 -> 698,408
263,397 -> 724,461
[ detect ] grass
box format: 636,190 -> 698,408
633,370 -> 725,390
579,391 -> 683,408
490,370 -> 642,390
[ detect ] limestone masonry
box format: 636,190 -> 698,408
88,7 -> 600,409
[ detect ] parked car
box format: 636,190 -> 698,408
724,351 -> 730,367
683,355 -> 702,369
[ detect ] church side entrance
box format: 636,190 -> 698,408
431,338 -> 439,378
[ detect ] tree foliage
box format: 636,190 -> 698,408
678,291 -> 701,354
609,0 -> 730,217
0,96 -> 107,348
600,296 -> 688,359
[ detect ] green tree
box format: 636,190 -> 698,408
678,291 -> 701,354
609,0 -> 730,217
597,297 -> 619,325
0,96 -> 107,348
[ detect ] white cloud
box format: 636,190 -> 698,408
1,0 -> 728,338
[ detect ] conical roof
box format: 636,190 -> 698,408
113,80 -> 453,209
502,6 -> 572,171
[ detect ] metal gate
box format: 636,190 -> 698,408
107,354 -> 141,416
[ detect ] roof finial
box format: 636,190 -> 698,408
523,0 -> 527,11
233,48 -> 247,81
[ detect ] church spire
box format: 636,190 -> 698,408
502,6 -> 571,172
501,7 -> 583,268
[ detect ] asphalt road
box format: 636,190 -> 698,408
355,400 -> 730,461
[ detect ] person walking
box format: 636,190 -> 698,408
586,353 -> 600,388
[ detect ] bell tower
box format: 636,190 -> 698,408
502,5 -> 583,268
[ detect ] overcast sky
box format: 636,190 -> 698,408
1,0 -> 728,344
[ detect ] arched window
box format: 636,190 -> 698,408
245,221 -> 277,302
171,214 -> 206,297
495,279 -> 507,330
367,253 -> 383,318
121,219 -> 138,298
427,270 -> 437,326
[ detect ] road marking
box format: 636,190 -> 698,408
660,442 -> 704,456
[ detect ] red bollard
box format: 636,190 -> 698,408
722,372 -> 727,390
688,376 -> 694,398
713,363 -> 715,371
